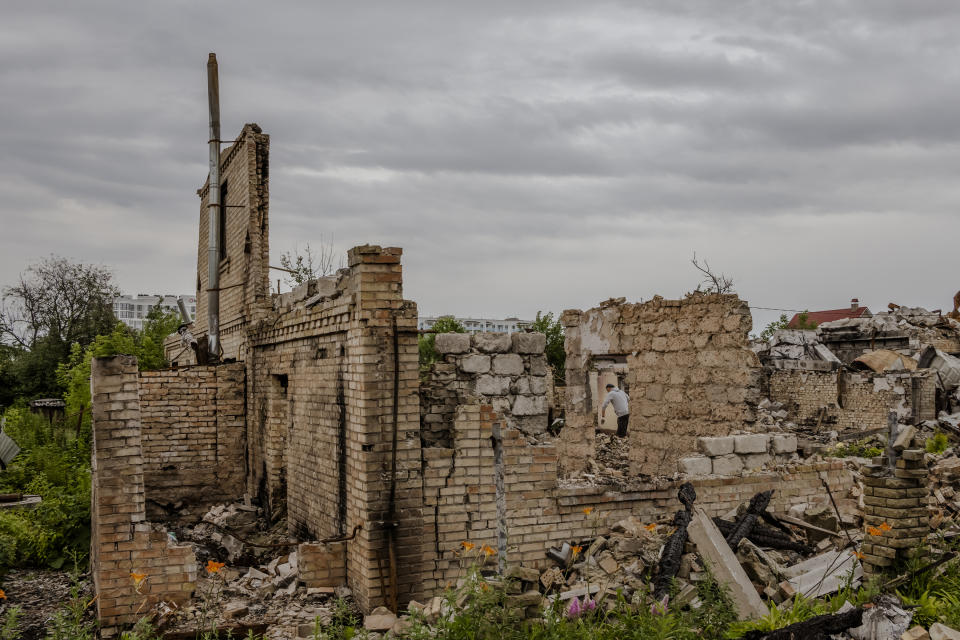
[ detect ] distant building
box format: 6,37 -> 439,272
418,316 -> 532,334
113,294 -> 196,331
787,298 -> 872,329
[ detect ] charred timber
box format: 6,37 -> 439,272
738,607 -> 862,640
725,490 -> 773,550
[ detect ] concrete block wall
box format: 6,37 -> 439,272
421,331 -> 549,444
562,293 -> 762,476
769,369 -> 936,429
90,356 -> 197,636
678,432 -> 799,477
420,401 -> 853,594
138,363 -> 246,522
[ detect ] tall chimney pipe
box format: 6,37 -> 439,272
851,298 -> 859,310
206,53 -> 221,360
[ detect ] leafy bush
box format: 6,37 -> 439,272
927,431 -> 949,455
419,316 -> 467,377
825,440 -> 883,459
0,408 -> 90,570
529,312 -> 565,386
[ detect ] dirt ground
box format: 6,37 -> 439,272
1,569 -> 92,639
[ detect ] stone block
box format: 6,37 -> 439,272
679,456 -> 712,476
699,436 -> 735,457
460,354 -> 491,374
435,333 -> 470,354
742,453 -> 772,470
475,375 -> 511,396
473,333 -> 512,353
529,376 -> 548,395
734,434 -> 769,454
493,354 -> 524,375
512,332 -> 546,354
893,424 -> 917,452
513,395 -> 547,416
771,434 -> 798,454
930,623 -> 960,640
712,454 -> 744,476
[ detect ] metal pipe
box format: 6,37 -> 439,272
206,52 -> 221,360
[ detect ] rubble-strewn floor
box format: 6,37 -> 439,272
0,569 -> 92,640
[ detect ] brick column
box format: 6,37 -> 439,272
861,438 -> 928,575
91,355 -> 197,636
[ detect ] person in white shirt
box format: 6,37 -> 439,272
600,383 -> 630,438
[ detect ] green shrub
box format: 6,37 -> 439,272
927,431 -> 949,455
825,440 -> 883,459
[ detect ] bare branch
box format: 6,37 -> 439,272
691,252 -> 735,294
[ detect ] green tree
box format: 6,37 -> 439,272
0,256 -> 118,398
756,311 -> 817,341
419,316 -> 466,375
529,311 -> 565,385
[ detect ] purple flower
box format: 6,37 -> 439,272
567,597 -> 582,618
584,599 -> 596,612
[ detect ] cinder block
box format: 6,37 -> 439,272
475,375 -> 511,396
512,332 -> 546,354
742,453 -> 772,470
472,333 -> 512,353
712,454 -> 744,476
459,354 -> 491,374
734,434 -> 769,454
771,434 -> 798,454
492,354 -> 524,376
699,436 -> 735,457
435,333 -> 470,355
679,456 -> 712,476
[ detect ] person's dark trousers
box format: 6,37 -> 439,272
616,414 -> 629,438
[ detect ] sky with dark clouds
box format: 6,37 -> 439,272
2,0 -> 958,332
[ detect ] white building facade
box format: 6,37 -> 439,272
113,294 -> 196,331
417,316 -> 532,334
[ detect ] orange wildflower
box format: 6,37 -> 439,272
0,589 -> 6,600
571,545 -> 583,558
461,541 -> 475,552
645,523 -> 657,531
878,522 -> 891,532
866,526 -> 882,536
481,544 -> 495,557
583,507 -> 594,516
205,560 -> 225,574
853,550 -> 865,560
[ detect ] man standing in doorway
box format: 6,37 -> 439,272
600,383 -> 630,438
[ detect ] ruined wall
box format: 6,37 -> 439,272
90,356 -> 197,636
420,332 -> 549,447
420,402 -> 852,593
190,123 -> 271,362
563,294 -> 762,477
138,364 -> 246,522
247,245 -> 421,612
769,369 -> 936,429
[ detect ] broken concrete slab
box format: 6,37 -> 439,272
782,549 -> 862,598
686,506 -> 766,620
931,624 -> 960,640
363,606 -> 398,631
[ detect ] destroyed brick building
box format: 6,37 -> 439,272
87,121 -> 960,636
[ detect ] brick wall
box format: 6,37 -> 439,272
138,363 -> 246,522
298,542 -> 347,589
769,369 -> 936,429
562,294 -> 762,476
420,402 -> 852,594
247,245 -> 422,612
190,123 -> 271,362
90,356 -> 197,636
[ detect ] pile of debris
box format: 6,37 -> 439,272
158,503 -> 356,639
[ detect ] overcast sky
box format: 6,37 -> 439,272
2,1 -> 958,332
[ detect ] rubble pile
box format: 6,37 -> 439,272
160,503 -> 355,639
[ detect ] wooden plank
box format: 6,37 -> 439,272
774,514 -> 844,539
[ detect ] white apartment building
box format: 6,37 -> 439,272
113,294 -> 196,331
417,316 -> 532,334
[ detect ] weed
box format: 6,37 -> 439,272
927,431 -> 949,455
825,440 -> 883,459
